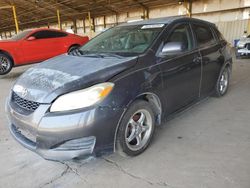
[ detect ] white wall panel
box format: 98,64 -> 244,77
216,19 -> 248,44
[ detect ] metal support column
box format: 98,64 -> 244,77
12,6 -> 19,33
104,16 -> 106,28
184,0 -> 192,17
73,19 -> 77,34
83,18 -> 86,33
88,11 -> 92,31
57,9 -> 62,30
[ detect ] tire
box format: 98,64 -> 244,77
68,45 -> 80,53
214,66 -> 231,97
117,100 -> 155,156
0,53 -> 13,75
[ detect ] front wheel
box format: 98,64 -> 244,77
215,66 -> 231,97
68,45 -> 80,53
0,53 -> 13,75
117,100 -> 155,156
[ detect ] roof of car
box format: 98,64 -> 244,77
32,28 -> 66,33
119,16 -> 215,27
20,28 -> 68,35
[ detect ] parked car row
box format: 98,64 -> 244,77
6,17 -> 232,161
0,28 -> 89,75
236,35 -> 250,58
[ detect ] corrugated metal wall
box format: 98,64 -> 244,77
216,19 -> 249,45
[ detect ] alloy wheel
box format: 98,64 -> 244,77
125,109 -> 153,151
219,68 -> 229,94
0,55 -> 11,74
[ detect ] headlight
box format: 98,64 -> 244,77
50,82 -> 114,112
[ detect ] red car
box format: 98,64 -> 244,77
0,28 -> 89,75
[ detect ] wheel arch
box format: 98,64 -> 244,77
0,49 -> 14,65
113,92 -> 163,152
220,59 -> 232,78
68,44 -> 81,51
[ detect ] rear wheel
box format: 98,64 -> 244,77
117,100 -> 155,156
215,66 -> 230,97
0,53 -> 13,75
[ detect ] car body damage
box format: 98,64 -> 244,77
13,54 -> 138,103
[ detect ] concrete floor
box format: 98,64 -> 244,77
0,58 -> 250,188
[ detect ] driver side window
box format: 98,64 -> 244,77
166,24 -> 193,52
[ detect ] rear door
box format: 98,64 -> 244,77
191,23 -> 223,96
158,23 -> 202,114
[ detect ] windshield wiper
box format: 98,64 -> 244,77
70,49 -> 123,58
98,53 -> 123,58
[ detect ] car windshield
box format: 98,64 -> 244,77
11,30 -> 32,40
79,24 -> 165,57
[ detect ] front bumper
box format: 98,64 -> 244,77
6,98 -> 122,161
9,124 -> 96,160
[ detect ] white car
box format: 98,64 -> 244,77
236,35 -> 250,58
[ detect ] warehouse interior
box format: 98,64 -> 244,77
0,0 -> 250,44
1,0 -> 250,188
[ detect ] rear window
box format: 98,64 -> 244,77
193,24 -> 216,47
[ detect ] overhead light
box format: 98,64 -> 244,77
178,0 -> 184,5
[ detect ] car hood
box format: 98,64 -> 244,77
13,54 -> 138,103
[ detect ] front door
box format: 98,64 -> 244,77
21,30 -> 65,63
158,23 -> 202,114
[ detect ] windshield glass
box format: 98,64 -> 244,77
11,30 -> 32,40
79,24 -> 165,56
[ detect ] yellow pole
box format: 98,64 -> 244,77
12,6 -> 19,33
184,0 -> 191,17
57,9 -> 61,30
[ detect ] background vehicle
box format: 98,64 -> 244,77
7,17 -> 232,160
0,28 -> 89,75
236,35 -> 250,58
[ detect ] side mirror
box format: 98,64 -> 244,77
160,42 -> 185,56
27,36 -> 36,41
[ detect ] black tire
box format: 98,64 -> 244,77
68,45 -> 80,53
117,100 -> 155,156
0,53 -> 13,75
214,66 -> 231,97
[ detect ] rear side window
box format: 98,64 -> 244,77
32,30 -> 67,39
213,27 -> 225,41
193,24 -> 216,47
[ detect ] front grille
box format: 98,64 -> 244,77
12,92 -> 40,112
